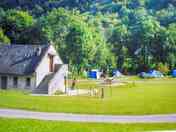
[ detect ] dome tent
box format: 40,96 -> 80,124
139,70 -> 164,78
172,69 -> 176,77
113,70 -> 123,77
148,70 -> 164,78
88,69 -> 102,79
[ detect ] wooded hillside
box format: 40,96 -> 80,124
0,0 -> 176,74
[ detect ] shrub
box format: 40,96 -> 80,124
156,63 -> 170,75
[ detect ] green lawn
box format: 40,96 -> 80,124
0,77 -> 176,115
0,118 -> 176,132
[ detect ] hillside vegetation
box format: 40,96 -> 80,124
0,0 -> 176,74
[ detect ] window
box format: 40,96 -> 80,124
13,77 -> 18,88
1,76 -> 7,89
26,78 -> 31,87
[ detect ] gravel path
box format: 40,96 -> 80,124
0,109 -> 176,123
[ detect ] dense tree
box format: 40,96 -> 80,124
0,9 -> 46,44
133,16 -> 161,68
0,0 -> 175,74
165,23 -> 176,68
0,28 -> 10,44
40,8 -> 115,73
109,23 -> 131,69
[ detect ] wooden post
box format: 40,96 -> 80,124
110,83 -> 112,97
64,76 -> 67,94
109,80 -> 112,97
133,81 -> 135,87
89,87 -> 91,96
101,88 -> 104,99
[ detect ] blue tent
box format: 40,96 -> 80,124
139,70 -> 164,78
172,69 -> 176,77
88,69 -> 101,79
113,70 -> 123,77
148,70 -> 164,78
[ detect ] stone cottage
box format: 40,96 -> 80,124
0,44 -> 68,95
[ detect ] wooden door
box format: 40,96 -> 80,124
1,76 -> 7,89
48,55 -> 54,72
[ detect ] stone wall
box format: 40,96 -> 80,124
0,75 -> 36,90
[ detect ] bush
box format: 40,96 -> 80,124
156,63 -> 170,75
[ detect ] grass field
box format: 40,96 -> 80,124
0,77 -> 176,115
0,118 -> 176,132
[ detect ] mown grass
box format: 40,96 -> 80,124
0,118 -> 176,132
0,77 -> 176,115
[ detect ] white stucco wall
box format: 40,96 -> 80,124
35,45 -> 63,87
48,64 -> 68,95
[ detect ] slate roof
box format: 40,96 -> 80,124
0,44 -> 50,75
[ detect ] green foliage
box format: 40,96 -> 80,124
109,23 -> 131,70
0,0 -> 176,74
156,63 -> 170,75
40,8 -> 115,73
0,28 -> 10,44
0,9 -> 46,44
5,10 -> 34,28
